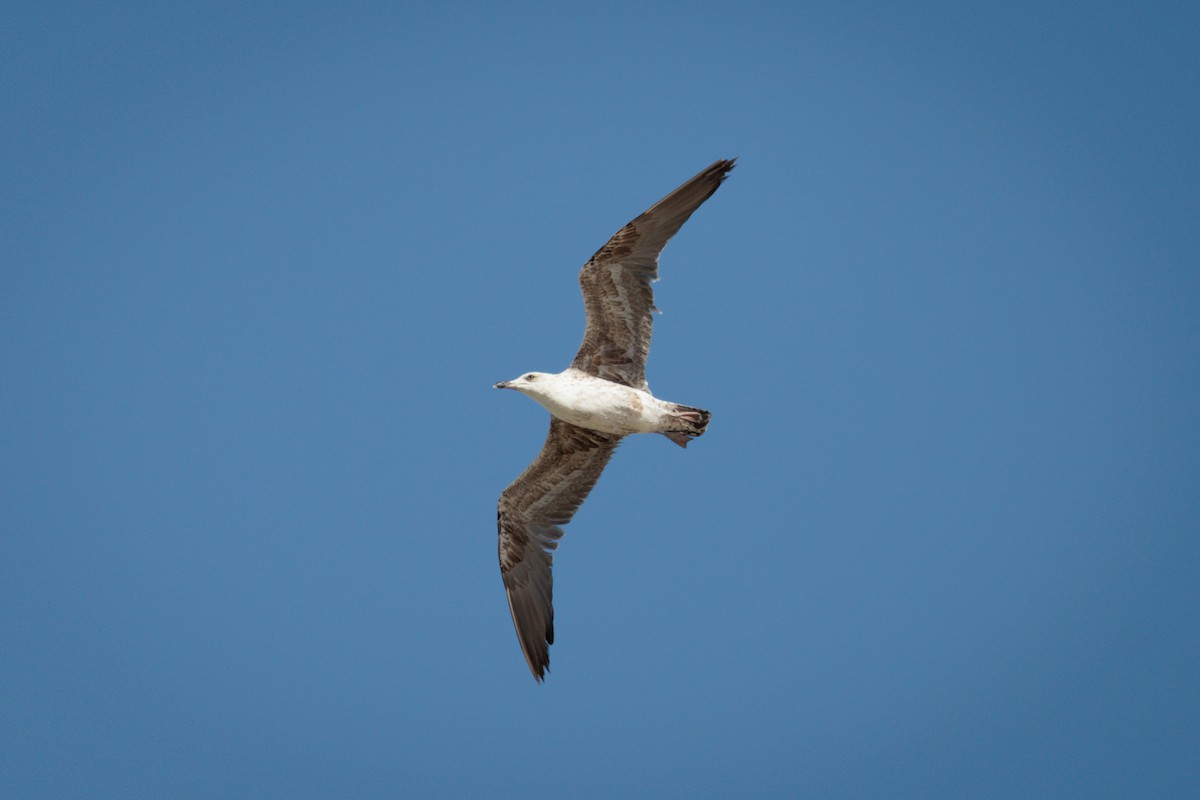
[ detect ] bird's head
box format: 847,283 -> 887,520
493,372 -> 550,395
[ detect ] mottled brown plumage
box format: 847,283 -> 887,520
498,419 -> 620,679
572,159 -> 737,390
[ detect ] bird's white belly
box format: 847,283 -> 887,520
537,377 -> 663,435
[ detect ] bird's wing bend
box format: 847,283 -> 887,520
498,418 -> 622,681
570,158 -> 735,389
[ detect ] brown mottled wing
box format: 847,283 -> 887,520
498,418 -> 622,681
571,158 -> 735,389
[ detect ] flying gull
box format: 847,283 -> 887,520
494,158 -> 735,681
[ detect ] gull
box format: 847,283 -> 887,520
494,159 -> 735,681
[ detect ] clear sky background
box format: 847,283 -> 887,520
3,2 -> 1198,798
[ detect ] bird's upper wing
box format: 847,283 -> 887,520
498,418 -> 622,681
570,159 -> 735,389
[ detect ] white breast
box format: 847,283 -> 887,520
533,371 -> 665,435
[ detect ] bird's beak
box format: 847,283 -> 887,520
494,381 -> 512,390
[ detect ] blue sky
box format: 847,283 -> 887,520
2,1 -> 1198,797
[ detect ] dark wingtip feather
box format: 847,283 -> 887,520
528,650 -> 549,683
527,618 -> 552,682
707,158 -> 737,181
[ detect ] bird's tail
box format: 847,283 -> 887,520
663,405 -> 711,449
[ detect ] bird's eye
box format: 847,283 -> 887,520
525,374 -> 537,381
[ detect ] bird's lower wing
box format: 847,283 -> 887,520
497,418 -> 622,680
